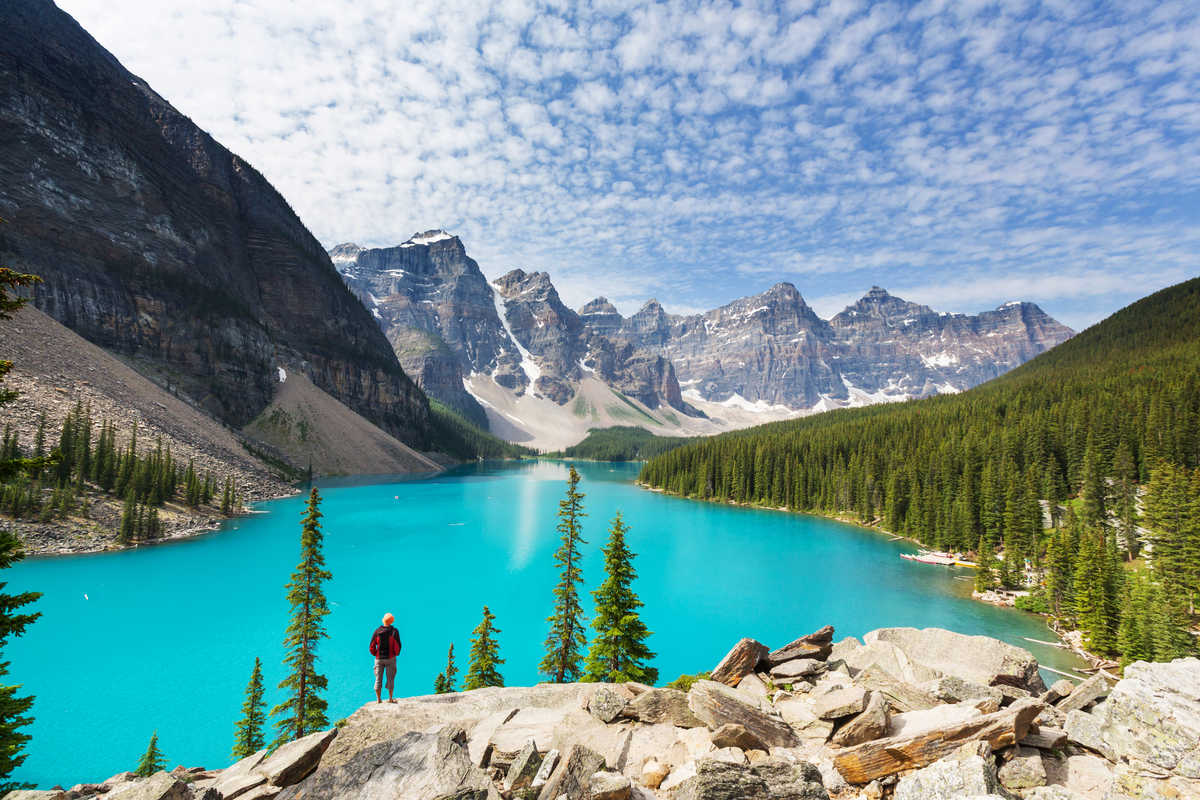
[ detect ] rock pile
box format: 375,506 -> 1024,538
12,630 -> 1199,800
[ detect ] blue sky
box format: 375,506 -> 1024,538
59,0 -> 1199,329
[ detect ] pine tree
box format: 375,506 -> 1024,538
974,538 -> 997,593
134,730 -> 167,777
540,466 -> 587,683
463,606 -> 504,690
583,513 -> 657,684
434,643 -> 458,694
233,657 -> 267,759
0,528 -> 41,788
271,489 -> 331,744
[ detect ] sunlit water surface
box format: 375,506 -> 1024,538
7,460 -> 1082,786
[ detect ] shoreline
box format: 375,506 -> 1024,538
634,479 -> 1106,668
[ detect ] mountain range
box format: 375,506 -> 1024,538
330,233 -> 1074,449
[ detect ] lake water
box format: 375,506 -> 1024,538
6,460 -> 1082,787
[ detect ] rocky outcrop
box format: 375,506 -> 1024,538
46,634 -> 1200,800
0,0 -> 430,448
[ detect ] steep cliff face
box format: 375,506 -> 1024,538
331,237 -> 691,421
0,0 -> 430,447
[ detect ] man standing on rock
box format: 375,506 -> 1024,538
369,612 -> 403,703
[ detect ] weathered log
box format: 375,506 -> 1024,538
832,699 -> 1043,784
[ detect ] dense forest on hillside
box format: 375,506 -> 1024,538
429,400 -> 534,460
641,278 -> 1200,663
559,426 -> 696,461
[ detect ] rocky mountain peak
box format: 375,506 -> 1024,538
831,288 -> 936,327
328,242 -> 363,266
579,297 -> 620,317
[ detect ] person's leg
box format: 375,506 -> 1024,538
374,659 -> 384,703
386,657 -> 397,702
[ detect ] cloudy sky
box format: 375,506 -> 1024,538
59,0 -> 1199,329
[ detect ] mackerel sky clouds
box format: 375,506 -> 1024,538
59,0 -> 1200,330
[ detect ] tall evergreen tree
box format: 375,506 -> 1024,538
463,606 -> 504,690
134,731 -> 167,777
583,513 -> 657,684
433,643 -> 458,694
0,529 -> 40,789
233,657 -> 267,759
974,537 -> 997,593
540,466 -> 587,683
271,489 -> 331,744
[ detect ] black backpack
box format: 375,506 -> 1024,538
369,625 -> 401,658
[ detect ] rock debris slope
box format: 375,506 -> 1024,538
40,628 -> 1198,800
0,0 -> 430,449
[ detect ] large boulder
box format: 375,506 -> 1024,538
892,744 -> 1008,800
588,687 -> 629,723
535,743 -> 605,800
813,685 -> 868,720
710,639 -> 769,687
3,793 -> 67,800
688,681 -> 799,748
864,628 -> 1046,693
710,723 -> 768,752
672,759 -> 767,800
258,729 -> 338,787
1094,658 -> 1200,779
830,691 -> 888,747
833,699 -> 1042,784
750,757 -> 828,800
275,731 -> 490,799
624,687 -> 704,728
102,773 -> 193,800
998,747 -> 1046,791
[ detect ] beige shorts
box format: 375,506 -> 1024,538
374,657 -> 397,694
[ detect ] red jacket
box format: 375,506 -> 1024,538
369,625 -> 402,658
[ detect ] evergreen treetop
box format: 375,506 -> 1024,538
134,730 -> 167,777
583,512 -> 657,684
540,466 -> 587,683
233,657 -> 267,759
464,606 -> 504,690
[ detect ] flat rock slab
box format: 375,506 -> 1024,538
259,728 -> 338,787
1056,672 -> 1112,713
833,699 -> 1043,784
276,730 -> 490,800
1065,709 -> 1115,761
887,701 -> 984,739
688,680 -> 799,748
765,626 -> 835,668
998,746 -> 1047,790
865,628 -> 1046,694
1020,725 -> 1067,750
770,659 -> 825,681
589,770 -> 632,800
711,638 -> 769,687
589,687 -> 629,723
536,743 -> 605,800
625,687 -> 704,728
506,740 -> 543,790
853,665 -> 941,713
814,685 -> 868,720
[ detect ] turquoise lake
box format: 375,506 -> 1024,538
6,460 -> 1083,787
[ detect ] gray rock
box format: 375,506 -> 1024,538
1057,673 -> 1112,714
893,745 -> 1008,800
1020,725 -> 1068,751
1023,787 -> 1076,800
830,692 -> 888,747
624,688 -> 704,728
765,626 -> 835,668
853,665 -> 941,713
210,749 -> 270,799
1065,709 -> 1115,760
507,740 -> 544,791
589,770 -> 631,800
3,791 -> 68,800
750,757 -> 829,799
1042,679 -> 1076,705
258,728 -> 338,787
103,773 -> 192,800
640,759 -> 669,789
1095,658 -> 1200,779
687,681 -> 799,748
532,749 -> 561,790
710,639 -> 770,687
865,628 -> 1047,694
770,659 -> 825,681
537,744 -> 606,800
998,747 -> 1047,790
710,723 -> 769,752
813,686 -> 868,720
924,676 -> 1005,708
589,687 -> 629,724
275,730 -> 490,800
673,759 -> 768,800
